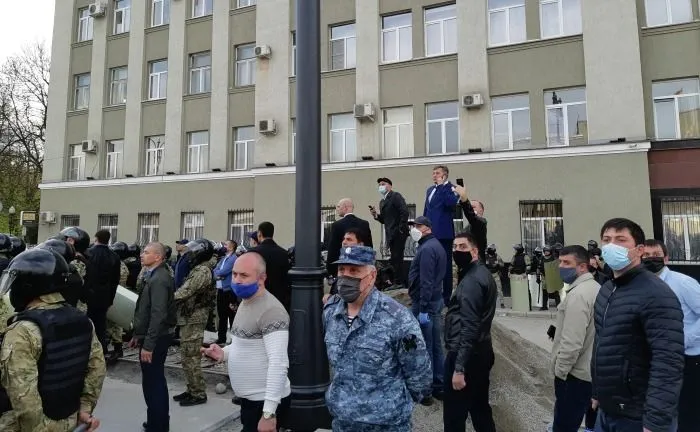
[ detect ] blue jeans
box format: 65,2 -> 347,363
141,334 -> 172,432
595,409 -> 677,432
553,375 -> 591,432
411,300 -> 445,392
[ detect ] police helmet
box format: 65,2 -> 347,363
534,246 -> 543,256
0,248 -> 71,311
8,236 -> 26,258
110,241 -> 130,260
0,234 -> 11,254
128,243 -> 141,258
513,244 -> 524,253
486,244 -> 497,254
553,243 -> 564,251
37,239 -> 76,265
185,239 -> 215,267
543,245 -> 552,254
587,240 -> 598,250
58,227 -> 90,254
164,245 -> 173,261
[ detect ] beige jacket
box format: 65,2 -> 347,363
551,272 -> 600,382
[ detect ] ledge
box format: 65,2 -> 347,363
230,5 -> 256,16
228,86 -> 255,95
488,34 -> 582,55
102,104 -> 126,112
379,53 -> 457,71
107,32 -> 130,42
142,98 -> 166,107
320,68 -> 356,79
641,20 -> 700,36
186,15 -> 213,25
183,92 -> 212,101
651,138 -> 700,150
71,40 -> 93,49
145,24 -> 169,34
67,109 -> 89,117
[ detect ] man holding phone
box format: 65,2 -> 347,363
370,177 -> 410,289
454,180 -> 487,263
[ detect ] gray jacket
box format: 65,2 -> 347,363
133,262 -> 177,351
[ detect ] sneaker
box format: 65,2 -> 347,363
420,396 -> 434,406
180,394 -> 207,406
172,391 -> 190,402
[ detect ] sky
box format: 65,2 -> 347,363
0,1 -> 55,62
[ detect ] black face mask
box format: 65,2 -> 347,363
336,276 -> 362,303
642,257 -> 665,274
453,251 -> 473,269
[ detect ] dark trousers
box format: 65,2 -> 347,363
388,235 -> 407,286
216,289 -> 236,342
585,406 -> 598,429
439,238 -> 454,305
678,354 -> 700,432
596,409 -> 677,432
553,374 -> 592,432
411,300 -> 445,391
443,346 -> 496,432
87,305 -> 109,353
240,395 -> 291,432
141,334 -> 172,432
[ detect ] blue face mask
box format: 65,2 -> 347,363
601,243 -> 632,271
378,185 -> 387,195
232,281 -> 259,299
559,267 -> 578,284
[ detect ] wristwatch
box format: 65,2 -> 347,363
262,411 -> 276,420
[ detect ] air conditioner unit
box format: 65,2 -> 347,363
81,140 -> 98,153
258,119 -> 277,135
39,211 -> 57,225
462,93 -> 484,109
255,45 -> 272,59
353,103 -> 375,121
88,1 -> 107,17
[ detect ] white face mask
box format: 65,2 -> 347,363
410,227 -> 423,242
378,185 -> 387,195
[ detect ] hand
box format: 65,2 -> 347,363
258,416 -> 276,432
453,184 -> 468,202
140,349 -> 153,364
128,338 -> 138,349
78,412 -> 100,431
452,372 -> 466,391
418,312 -> 430,326
369,206 -> 378,218
201,343 -> 224,362
322,293 -> 331,305
591,398 -> 599,410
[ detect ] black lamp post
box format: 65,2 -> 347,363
286,0 -> 333,430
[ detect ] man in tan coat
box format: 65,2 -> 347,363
550,245 -> 600,432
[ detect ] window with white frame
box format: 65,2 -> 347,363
61,215 -> 81,230
97,214 -> 119,243
383,107 -> 414,158
545,88 -> 587,147
187,131 -> 210,173
645,0 -> 693,27
652,78 -> 700,140
192,0 -> 213,18
145,135 -> 165,176
382,13 -> 412,63
291,32 -> 297,76
228,210 -> 255,247
321,205 -> 337,246
68,144 -> 85,181
237,0 -> 256,7
148,60 -> 168,100
330,23 -> 356,71
114,0 -> 131,34
661,198 -> 700,262
540,0 -> 581,38
426,101 -> 459,155
106,139 -> 124,179
151,0 -> 170,26
77,8 -> 94,42
491,94 -> 531,151
189,52 -> 211,94
233,126 -> 255,171
520,200 -> 564,255
235,44 -> 256,87
181,212 -> 205,240
109,67 -> 128,105
137,213 -> 160,245
489,0 -> 526,46
329,113 -> 356,162
74,73 -> 90,110
425,4 -> 457,57
291,119 -> 296,163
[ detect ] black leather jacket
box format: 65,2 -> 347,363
444,260 -> 497,373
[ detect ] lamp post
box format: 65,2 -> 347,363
286,0 -> 332,430
8,206 -> 15,236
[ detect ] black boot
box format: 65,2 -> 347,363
180,394 -> 207,406
172,391 -> 190,402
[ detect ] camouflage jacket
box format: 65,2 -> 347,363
119,261 -> 129,287
0,293 -> 106,431
322,289 -> 432,426
71,255 -> 87,279
174,263 -> 214,325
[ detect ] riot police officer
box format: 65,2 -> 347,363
36,239 -> 86,308
484,244 -> 505,308
54,227 -> 90,312
7,236 -> 25,259
509,244 -> 529,276
0,234 -> 11,273
107,241 -> 131,362
530,247 -> 547,311
542,245 -> 563,308
125,243 -> 143,291
0,248 -> 105,431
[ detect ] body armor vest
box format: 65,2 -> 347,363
485,256 -> 499,273
511,253 -> 527,274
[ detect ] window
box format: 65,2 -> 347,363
192,0 -> 213,18
189,52 -> 211,94
292,119 -> 297,163
114,0 -> 131,34
74,73 -> 90,110
145,135 -> 165,176
148,60 -> 168,100
425,4 -> 457,57
291,32 -> 297,76
540,0 -> 581,38
645,0 -> 692,27
652,78 -> 700,140
237,0 -> 256,7
321,205 -> 337,245
330,24 -> 356,70
77,8 -> 94,42
329,113 -> 356,162
61,215 -> 81,230
228,210 -> 255,247
661,198 -> 700,262
106,139 -> 124,179
383,107 -> 414,158
137,213 -> 160,245
491,94 -> 531,151
233,126 -> 255,170
382,13 -> 412,63
151,0 -> 170,26
489,0 -> 526,46
68,144 -> 85,181
426,101 -> 459,155
235,44 -> 256,87
97,214 -> 119,244
181,212 -> 205,240
109,67 -> 128,105
187,131 -> 209,173
519,200 -> 564,255
545,88 -> 587,147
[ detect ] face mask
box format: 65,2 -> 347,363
601,243 -> 632,271
559,267 -> 579,284
453,251 -> 473,269
378,185 -> 387,195
337,276 -> 362,303
232,281 -> 259,299
642,257 -> 665,274
410,227 -> 423,242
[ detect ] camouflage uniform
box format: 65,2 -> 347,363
71,256 -> 88,313
0,296 -> 14,334
0,293 -> 106,432
485,253 -> 505,306
174,264 -> 213,399
206,256 -> 218,332
106,261 -> 130,349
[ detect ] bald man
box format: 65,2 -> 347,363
326,198 -> 373,279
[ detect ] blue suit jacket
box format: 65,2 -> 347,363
423,182 -> 458,240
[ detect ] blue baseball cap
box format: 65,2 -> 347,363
408,216 -> 432,228
175,239 -> 189,245
333,245 -> 376,266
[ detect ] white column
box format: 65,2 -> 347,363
86,5 -> 109,174
123,0 -> 146,176
355,0 -> 381,159
163,0 -> 187,173
209,0 -> 231,170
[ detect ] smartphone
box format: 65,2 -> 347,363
456,178 -> 464,187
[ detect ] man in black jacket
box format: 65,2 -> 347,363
85,229 -> 122,352
592,218 -> 684,432
454,184 -> 487,262
326,198 -> 373,280
250,222 -> 291,311
371,177 -> 409,288
444,232 -> 496,432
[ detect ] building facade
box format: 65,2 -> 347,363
39,0 -> 700,264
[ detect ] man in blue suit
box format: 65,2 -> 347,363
423,165 -> 459,304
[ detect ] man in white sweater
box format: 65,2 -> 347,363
202,252 -> 291,432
